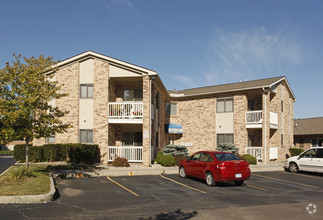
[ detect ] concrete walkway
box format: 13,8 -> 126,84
95,162 -> 285,177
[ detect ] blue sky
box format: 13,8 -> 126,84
1,0 -> 322,119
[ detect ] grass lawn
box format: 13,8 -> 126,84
0,150 -> 14,155
0,165 -> 50,196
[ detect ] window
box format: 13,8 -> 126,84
316,149 -> 323,158
80,129 -> 93,143
217,134 -> 234,145
217,98 -> 233,113
122,132 -> 143,146
168,136 -> 175,145
166,103 -> 177,116
123,90 -> 143,101
214,153 -> 241,161
80,84 -> 93,98
281,101 -> 284,112
311,139 -> 323,147
46,134 -> 55,143
302,149 -> 316,158
281,134 -> 284,146
200,153 -> 213,162
190,153 -> 201,161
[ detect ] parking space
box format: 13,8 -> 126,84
1,171 -> 322,219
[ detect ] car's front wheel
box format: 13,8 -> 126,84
205,172 -> 216,187
179,166 -> 186,178
289,162 -> 299,173
234,180 -> 244,186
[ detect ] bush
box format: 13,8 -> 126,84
111,157 -> 130,167
174,154 -> 187,166
162,145 -> 189,157
159,154 -> 176,167
242,154 -> 257,165
155,151 -> 164,164
217,143 -> 239,155
289,148 -> 304,157
9,166 -> 36,181
29,146 -> 44,162
14,143 -> 100,164
14,144 -> 28,162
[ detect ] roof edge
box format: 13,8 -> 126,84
55,51 -> 157,76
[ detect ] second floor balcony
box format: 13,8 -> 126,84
108,102 -> 143,124
245,110 -> 278,129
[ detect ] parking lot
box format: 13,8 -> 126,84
1,171 -> 323,219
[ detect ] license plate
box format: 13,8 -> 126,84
235,173 -> 242,178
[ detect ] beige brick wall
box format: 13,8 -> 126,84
36,62 -> 80,145
93,59 -> 109,163
233,94 -> 248,155
168,97 -> 217,155
142,75 -> 151,166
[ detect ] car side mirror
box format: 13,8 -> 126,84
186,157 -> 191,162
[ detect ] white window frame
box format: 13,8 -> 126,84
217,98 -> 233,113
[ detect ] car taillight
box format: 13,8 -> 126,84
217,163 -> 226,169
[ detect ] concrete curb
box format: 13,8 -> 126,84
0,175 -> 56,204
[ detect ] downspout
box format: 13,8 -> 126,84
263,87 -> 268,165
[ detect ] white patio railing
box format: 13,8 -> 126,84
108,146 -> 143,162
246,111 -> 263,124
246,146 -> 263,160
108,102 -> 143,119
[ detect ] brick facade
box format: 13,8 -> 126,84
30,52 -> 295,166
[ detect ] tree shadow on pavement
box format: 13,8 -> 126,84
138,209 -> 198,220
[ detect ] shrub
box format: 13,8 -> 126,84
30,146 -> 44,162
289,148 -> 304,157
111,157 -> 130,167
162,145 -> 189,157
9,166 -> 36,181
14,144 -> 27,162
242,154 -> 257,165
155,151 -> 164,164
13,143 -> 100,164
217,143 -> 239,155
174,154 -> 187,166
159,154 -> 176,167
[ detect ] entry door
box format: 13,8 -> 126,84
314,149 -> 323,172
298,149 -> 317,172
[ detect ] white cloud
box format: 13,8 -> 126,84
200,26 -> 305,85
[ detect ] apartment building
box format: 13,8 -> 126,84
294,117 -> 323,150
33,51 -> 296,165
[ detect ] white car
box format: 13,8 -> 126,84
284,147 -> 323,173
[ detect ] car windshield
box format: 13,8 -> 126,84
214,153 -> 241,161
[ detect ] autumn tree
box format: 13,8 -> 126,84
0,54 -> 70,168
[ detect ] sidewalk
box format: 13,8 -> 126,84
95,162 -> 285,177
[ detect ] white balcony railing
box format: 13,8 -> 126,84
108,146 -> 143,162
246,111 -> 263,124
246,146 -> 263,160
245,110 -> 278,129
109,102 -> 143,119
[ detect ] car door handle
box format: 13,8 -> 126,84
204,162 -> 207,165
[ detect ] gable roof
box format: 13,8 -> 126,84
168,76 -> 296,100
56,51 -> 157,76
294,117 -> 323,135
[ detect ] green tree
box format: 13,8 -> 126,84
0,54 -> 70,168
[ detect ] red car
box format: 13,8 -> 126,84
179,151 -> 250,186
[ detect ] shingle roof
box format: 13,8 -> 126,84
294,117 -> 323,135
168,76 -> 288,97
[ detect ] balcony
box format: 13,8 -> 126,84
245,111 -> 278,129
108,146 -> 143,162
108,102 -> 143,124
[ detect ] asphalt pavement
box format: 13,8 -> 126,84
0,156 -> 16,175
0,171 -> 322,219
